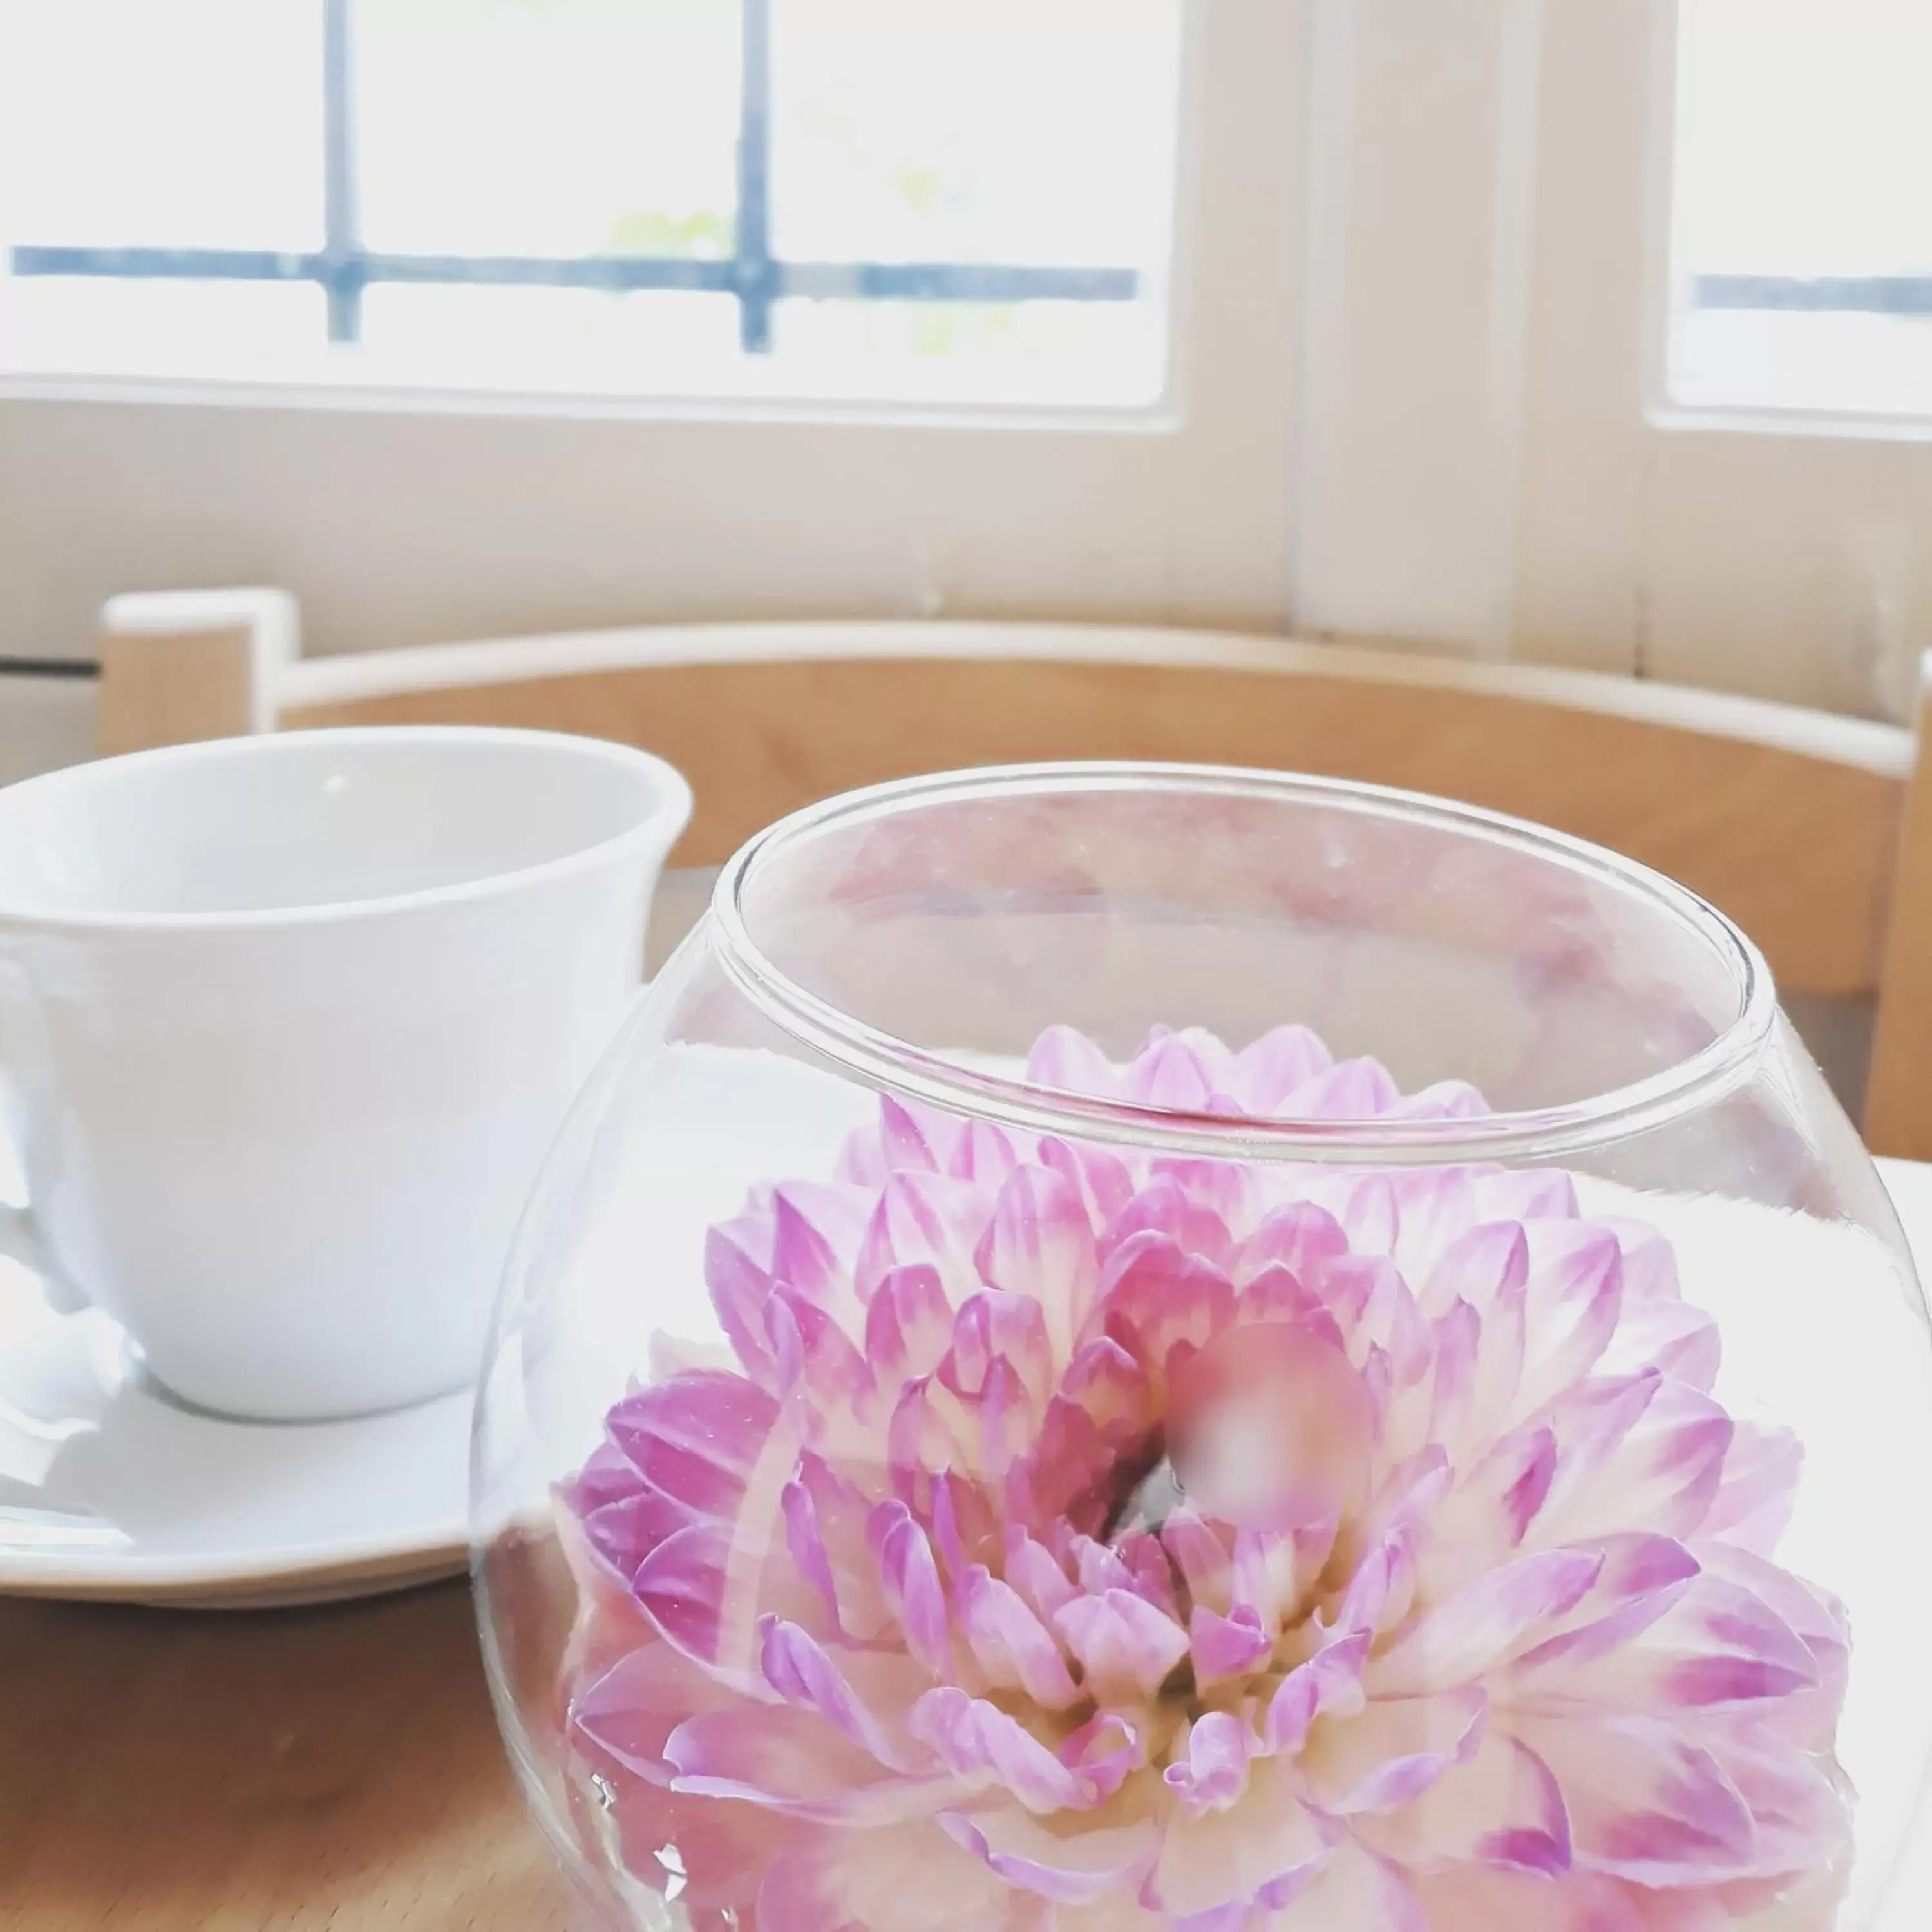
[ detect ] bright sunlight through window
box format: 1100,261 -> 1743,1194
1672,0 -> 1932,422
0,0 -> 1186,410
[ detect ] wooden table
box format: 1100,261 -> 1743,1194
0,1582 -> 573,1929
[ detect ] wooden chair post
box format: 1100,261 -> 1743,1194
1867,650 -> 1932,1159
95,589 -> 299,757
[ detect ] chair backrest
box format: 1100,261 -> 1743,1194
97,588 -> 1932,1154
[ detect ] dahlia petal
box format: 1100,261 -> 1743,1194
1415,1866 -> 1647,1932
1471,1168 -> 1581,1223
1128,1031 -> 1223,1110
907,1687 -> 1093,1812
1329,1256 -> 1432,1386
1514,1712 -> 1756,1886
1390,1166 -> 1479,1277
1333,1531 -> 1418,1644
1263,1631 -> 1372,1755
758,1619 -> 931,1772
1694,1541 -> 1849,1734
1175,1026 -> 1247,1094
951,1360 -> 1036,1489
1096,1233 -> 1239,1394
1388,1079 -> 1491,1122
1414,1424 -> 1557,1598
1535,1378 -> 1732,1548
1229,1526 -> 1306,1630
1115,1530 -> 1184,1619
1027,1024 -> 1124,1099
1191,1603 -> 1273,1688
957,1566 -> 1084,1710
887,1378 -> 971,1506
1526,1571 -> 1821,1716
1340,1175 -> 1401,1256
1010,1395 -> 1120,1535
1039,1135 -> 1136,1232
1367,1548 -> 1603,1696
1061,1710 -> 1146,1803
1600,1218 -> 1680,1300
1504,1533 -> 1701,1685
1513,1225 -> 1624,1421
974,1166 -> 1100,1359
1159,1507 -> 1236,1615
778,1477 -> 844,1633
871,1500 -> 954,1676
758,1817 -> 1019,1932
1005,1528 -> 1079,1622
582,1483 -> 702,1587
1598,1296 -> 1722,1394
1053,1587 -> 1191,1702
569,1437 -> 649,1515
1235,1202 -> 1350,1287
1283,1056 -> 1402,1121
858,1172 -> 987,1304
769,1285 -> 873,1411
1698,1728 -> 1848,1879
1698,1424 -> 1803,1557
1357,1727 -> 1571,1877
666,1703 -> 952,1825
1422,1221 -> 1531,1321
705,1218 -> 782,1387
770,1187 -> 849,1302
940,1804 -> 1159,1905
631,1522 -> 732,1663
1232,1023 -> 1334,1110
950,1118 -> 1021,1186
865,1264 -> 956,1386
1265,1840 -> 1425,1932
604,1370 -> 779,1520
943,1291 -> 1054,1415
1299,1685 -> 1487,1814
1145,1755 -> 1336,1917
930,1468 -> 1003,1579
784,1455 -> 893,1643
875,1093 -> 949,1173
1238,1263 -> 1328,1331
1071,1534 -> 1140,1599
1428,1299 -> 1484,1452
571,1639 -> 738,1785
1165,1709 -> 1254,1815
1104,1184 -> 1238,1276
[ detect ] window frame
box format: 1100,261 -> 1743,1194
1291,0 -> 1932,717
7,0 -> 1148,366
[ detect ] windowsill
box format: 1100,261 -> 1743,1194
0,365 -> 1182,435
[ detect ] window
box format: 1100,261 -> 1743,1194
0,2 -> 1305,665
1671,0 -> 1932,422
0,0 -> 1184,407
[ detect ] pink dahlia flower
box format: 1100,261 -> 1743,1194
560,1026 -> 1851,1932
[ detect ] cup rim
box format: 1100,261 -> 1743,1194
710,761 -> 1779,1165
0,725 -> 693,934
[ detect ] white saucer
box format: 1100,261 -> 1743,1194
0,1227 -> 468,1609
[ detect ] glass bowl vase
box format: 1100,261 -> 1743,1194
473,763 -> 1932,1932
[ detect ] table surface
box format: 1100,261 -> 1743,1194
5,885 -> 1929,1929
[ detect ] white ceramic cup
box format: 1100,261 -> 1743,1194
0,726 -> 692,1422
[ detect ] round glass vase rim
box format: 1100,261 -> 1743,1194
709,761 -> 1779,1167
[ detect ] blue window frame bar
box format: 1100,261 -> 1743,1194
7,0 -> 1139,358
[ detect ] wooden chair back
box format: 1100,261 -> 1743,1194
97,589 -> 1932,1157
